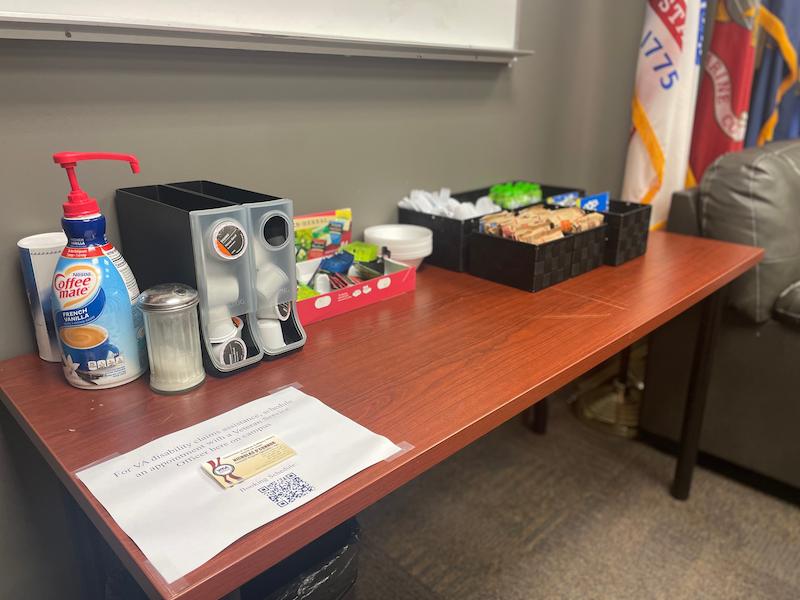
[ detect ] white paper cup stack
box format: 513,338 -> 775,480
18,232 -> 67,362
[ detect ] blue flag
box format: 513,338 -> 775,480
745,1 -> 800,147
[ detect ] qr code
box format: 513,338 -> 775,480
258,472 -> 314,508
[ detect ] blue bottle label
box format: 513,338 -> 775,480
53,216 -> 146,389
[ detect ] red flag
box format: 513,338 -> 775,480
688,1 -> 760,185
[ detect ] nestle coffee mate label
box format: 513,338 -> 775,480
53,243 -> 146,389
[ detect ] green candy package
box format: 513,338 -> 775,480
489,181 -> 542,210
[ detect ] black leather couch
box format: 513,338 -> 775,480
642,141 -> 800,489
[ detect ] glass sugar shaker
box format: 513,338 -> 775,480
137,283 -> 205,394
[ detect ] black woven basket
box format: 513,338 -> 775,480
570,224 -> 608,277
467,232 -> 574,292
397,207 -> 480,272
398,183 -> 584,272
601,200 -> 651,266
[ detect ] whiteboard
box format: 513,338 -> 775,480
0,1 -> 524,62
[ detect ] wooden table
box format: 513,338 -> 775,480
0,231 -> 762,600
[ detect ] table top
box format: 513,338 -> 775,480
0,231 -> 762,600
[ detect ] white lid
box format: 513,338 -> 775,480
364,224 -> 432,244
17,232 -> 67,251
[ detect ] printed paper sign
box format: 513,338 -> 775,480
77,387 -> 399,582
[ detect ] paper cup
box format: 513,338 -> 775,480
18,232 -> 67,362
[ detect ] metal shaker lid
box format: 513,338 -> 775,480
138,283 -> 199,312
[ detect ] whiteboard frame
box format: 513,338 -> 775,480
0,14 -> 532,64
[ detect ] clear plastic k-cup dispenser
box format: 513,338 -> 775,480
189,203 -> 265,371
115,182 -> 305,377
168,181 -> 306,357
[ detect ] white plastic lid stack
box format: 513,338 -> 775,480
363,224 -> 433,268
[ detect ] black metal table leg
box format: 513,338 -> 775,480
525,397 -> 549,435
671,289 -> 725,500
617,345 -> 631,385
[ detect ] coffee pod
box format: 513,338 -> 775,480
211,337 -> 247,366
210,219 -> 248,261
257,319 -> 285,352
255,264 -> 290,318
232,315 -> 244,336
259,302 -> 291,322
206,273 -> 241,309
207,306 -> 237,342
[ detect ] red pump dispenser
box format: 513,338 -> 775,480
52,152 -> 140,218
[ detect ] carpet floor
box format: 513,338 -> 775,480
348,399 -> 800,600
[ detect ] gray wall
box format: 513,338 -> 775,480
0,1 -> 645,597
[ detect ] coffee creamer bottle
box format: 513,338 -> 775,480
51,152 -> 147,389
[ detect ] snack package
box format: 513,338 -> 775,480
479,205 -> 603,246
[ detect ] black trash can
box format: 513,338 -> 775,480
105,519 -> 361,600
241,519 -> 360,600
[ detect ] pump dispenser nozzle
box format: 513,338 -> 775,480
53,152 -> 139,218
